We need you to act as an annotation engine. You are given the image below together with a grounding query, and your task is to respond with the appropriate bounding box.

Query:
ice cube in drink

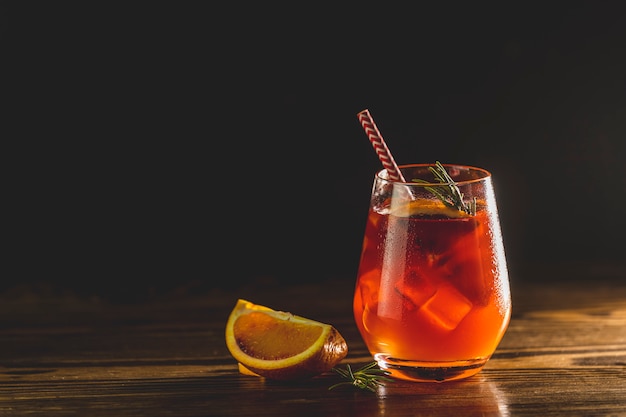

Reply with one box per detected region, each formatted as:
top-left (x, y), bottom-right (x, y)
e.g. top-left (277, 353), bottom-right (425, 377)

top-left (418, 282), bottom-right (473, 330)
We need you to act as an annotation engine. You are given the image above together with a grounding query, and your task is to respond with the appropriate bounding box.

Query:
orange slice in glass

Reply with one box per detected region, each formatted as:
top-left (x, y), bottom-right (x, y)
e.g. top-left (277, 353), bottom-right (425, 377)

top-left (225, 299), bottom-right (348, 380)
top-left (390, 198), bottom-right (469, 218)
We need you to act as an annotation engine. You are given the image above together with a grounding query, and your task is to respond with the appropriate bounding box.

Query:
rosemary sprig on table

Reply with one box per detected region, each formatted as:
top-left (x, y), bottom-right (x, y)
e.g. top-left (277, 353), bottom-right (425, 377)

top-left (412, 161), bottom-right (476, 216)
top-left (328, 361), bottom-right (393, 392)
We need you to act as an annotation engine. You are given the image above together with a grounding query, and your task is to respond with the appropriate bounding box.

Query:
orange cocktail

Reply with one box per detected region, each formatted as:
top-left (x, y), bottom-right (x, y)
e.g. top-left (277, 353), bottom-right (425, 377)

top-left (353, 164), bottom-right (511, 382)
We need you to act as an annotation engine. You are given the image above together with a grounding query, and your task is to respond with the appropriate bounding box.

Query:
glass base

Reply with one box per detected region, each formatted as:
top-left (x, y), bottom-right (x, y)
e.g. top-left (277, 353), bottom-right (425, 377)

top-left (374, 354), bottom-right (489, 382)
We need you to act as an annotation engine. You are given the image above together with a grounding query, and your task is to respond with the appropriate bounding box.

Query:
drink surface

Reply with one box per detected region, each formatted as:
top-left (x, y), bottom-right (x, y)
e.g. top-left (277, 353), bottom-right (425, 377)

top-left (353, 198), bottom-right (511, 364)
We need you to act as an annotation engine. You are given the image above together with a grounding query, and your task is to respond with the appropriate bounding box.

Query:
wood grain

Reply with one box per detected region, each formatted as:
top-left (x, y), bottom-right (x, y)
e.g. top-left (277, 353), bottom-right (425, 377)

top-left (1, 265), bottom-right (625, 416)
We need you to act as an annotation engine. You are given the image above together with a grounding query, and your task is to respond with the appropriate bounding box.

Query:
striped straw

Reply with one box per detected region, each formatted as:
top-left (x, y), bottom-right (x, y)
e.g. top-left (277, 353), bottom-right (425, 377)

top-left (357, 109), bottom-right (406, 182)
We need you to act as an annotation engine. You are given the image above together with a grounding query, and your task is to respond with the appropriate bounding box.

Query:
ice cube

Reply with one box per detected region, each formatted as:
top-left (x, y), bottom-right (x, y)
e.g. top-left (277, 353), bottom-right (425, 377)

top-left (434, 233), bottom-right (491, 306)
top-left (419, 282), bottom-right (473, 331)
top-left (362, 301), bottom-right (382, 334)
top-left (357, 269), bottom-right (381, 307)
top-left (394, 270), bottom-right (437, 310)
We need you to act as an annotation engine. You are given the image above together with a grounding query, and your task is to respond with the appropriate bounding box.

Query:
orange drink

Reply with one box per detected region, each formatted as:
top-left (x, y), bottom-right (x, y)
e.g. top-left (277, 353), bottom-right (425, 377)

top-left (353, 164), bottom-right (511, 382)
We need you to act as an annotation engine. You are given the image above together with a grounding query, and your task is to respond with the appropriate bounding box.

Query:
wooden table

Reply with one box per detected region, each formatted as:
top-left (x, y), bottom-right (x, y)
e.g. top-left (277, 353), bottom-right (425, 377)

top-left (1, 262), bottom-right (625, 416)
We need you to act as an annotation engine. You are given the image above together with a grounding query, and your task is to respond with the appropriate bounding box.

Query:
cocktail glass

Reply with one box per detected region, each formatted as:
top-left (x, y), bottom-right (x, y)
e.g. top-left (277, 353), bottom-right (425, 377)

top-left (353, 163), bottom-right (511, 382)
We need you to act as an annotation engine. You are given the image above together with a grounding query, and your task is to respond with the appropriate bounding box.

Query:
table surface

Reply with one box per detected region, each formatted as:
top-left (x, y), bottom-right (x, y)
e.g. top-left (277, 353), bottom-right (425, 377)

top-left (1, 262), bottom-right (625, 416)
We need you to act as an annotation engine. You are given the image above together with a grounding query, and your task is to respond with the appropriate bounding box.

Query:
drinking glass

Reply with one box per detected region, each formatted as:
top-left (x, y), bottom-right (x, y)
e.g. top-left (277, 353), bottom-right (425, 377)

top-left (353, 163), bottom-right (511, 382)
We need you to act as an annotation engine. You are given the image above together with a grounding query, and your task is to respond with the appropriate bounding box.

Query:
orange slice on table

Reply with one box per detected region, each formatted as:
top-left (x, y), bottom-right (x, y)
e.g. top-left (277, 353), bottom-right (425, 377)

top-left (225, 299), bottom-right (348, 380)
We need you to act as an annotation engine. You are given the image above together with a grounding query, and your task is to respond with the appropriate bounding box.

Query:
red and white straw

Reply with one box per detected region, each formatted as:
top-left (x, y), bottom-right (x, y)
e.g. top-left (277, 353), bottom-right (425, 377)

top-left (357, 109), bottom-right (405, 182)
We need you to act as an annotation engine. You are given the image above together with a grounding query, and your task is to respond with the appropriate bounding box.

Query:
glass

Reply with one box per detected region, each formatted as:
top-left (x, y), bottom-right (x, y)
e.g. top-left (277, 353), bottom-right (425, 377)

top-left (353, 164), bottom-right (512, 382)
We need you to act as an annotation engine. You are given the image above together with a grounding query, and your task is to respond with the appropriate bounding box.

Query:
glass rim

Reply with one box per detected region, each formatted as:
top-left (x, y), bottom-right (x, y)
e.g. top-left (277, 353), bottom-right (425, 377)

top-left (376, 163), bottom-right (492, 186)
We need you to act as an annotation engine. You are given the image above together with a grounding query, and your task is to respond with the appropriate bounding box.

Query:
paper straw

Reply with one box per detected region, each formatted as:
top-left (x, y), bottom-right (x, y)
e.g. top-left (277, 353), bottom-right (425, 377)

top-left (357, 109), bottom-right (406, 182)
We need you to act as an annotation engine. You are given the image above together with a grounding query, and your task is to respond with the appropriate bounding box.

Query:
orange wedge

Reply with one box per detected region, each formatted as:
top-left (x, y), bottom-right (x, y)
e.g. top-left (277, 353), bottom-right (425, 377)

top-left (225, 299), bottom-right (348, 380)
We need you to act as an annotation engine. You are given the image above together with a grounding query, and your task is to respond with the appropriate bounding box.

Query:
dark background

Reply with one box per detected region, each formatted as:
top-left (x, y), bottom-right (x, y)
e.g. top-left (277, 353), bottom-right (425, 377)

top-left (5, 3), bottom-right (626, 299)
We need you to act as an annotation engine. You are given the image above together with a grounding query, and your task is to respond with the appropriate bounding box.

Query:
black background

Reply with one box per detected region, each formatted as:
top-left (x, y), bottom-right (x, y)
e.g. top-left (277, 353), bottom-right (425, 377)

top-left (5, 3), bottom-right (626, 299)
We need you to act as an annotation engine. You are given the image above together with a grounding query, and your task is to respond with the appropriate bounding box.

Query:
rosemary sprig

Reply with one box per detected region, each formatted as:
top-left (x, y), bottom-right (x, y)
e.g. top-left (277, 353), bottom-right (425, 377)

top-left (412, 161), bottom-right (476, 215)
top-left (328, 361), bottom-right (393, 392)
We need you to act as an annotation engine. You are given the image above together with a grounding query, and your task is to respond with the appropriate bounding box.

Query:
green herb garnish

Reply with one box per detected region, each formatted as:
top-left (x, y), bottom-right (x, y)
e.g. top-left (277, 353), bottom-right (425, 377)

top-left (412, 161), bottom-right (476, 216)
top-left (328, 361), bottom-right (393, 392)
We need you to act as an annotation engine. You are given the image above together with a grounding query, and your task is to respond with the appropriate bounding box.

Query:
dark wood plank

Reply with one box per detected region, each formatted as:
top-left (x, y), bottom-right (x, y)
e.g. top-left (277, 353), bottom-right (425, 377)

top-left (1, 264), bottom-right (625, 416)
